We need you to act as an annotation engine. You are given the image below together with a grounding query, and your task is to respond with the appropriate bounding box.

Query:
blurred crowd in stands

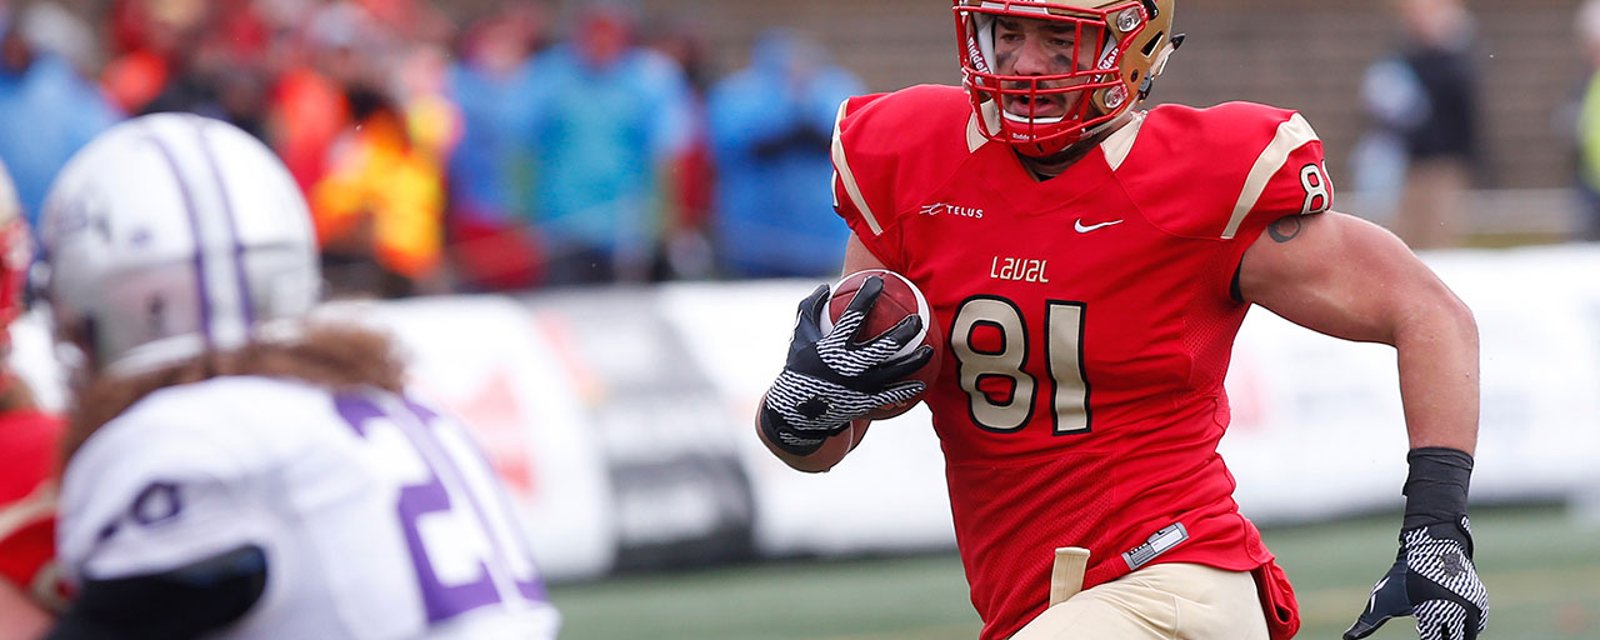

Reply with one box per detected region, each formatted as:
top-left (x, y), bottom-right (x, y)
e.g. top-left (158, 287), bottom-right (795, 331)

top-left (0, 0), bottom-right (864, 298)
top-left (13, 0), bottom-right (1600, 300)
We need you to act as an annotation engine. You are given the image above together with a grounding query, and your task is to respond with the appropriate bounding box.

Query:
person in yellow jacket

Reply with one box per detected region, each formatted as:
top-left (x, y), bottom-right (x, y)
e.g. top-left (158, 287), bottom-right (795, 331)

top-left (313, 85), bottom-right (452, 297)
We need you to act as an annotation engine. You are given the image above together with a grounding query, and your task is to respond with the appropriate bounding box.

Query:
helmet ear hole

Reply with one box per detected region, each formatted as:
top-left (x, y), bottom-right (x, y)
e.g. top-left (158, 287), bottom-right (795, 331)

top-left (1141, 31), bottom-right (1165, 56)
top-left (64, 316), bottom-right (99, 371)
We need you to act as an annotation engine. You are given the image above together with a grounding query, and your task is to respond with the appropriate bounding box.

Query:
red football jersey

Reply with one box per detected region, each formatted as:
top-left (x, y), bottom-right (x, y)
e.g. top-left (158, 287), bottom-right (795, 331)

top-left (831, 85), bottom-right (1330, 640)
top-left (0, 408), bottom-right (66, 608)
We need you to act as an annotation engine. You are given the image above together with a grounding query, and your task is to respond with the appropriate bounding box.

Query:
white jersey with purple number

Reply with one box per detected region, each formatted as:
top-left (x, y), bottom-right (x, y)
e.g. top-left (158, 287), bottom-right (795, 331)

top-left (55, 376), bottom-right (559, 640)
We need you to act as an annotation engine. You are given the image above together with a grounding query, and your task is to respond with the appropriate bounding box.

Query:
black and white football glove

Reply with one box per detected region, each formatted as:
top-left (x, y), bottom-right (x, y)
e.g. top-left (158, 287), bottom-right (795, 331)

top-left (760, 277), bottom-right (933, 456)
top-left (1346, 449), bottom-right (1488, 640)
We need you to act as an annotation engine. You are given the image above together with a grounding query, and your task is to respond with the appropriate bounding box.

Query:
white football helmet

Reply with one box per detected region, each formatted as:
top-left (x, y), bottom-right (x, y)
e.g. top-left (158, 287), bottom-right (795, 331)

top-left (37, 113), bottom-right (320, 374)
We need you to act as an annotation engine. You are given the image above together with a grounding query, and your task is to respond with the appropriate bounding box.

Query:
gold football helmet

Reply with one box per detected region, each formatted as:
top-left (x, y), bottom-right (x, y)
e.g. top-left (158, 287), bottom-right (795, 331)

top-left (954, 0), bottom-right (1180, 157)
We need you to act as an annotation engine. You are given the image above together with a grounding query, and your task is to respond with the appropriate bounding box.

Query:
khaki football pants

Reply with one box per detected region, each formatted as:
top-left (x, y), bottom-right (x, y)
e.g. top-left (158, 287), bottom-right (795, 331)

top-left (1010, 563), bottom-right (1269, 639)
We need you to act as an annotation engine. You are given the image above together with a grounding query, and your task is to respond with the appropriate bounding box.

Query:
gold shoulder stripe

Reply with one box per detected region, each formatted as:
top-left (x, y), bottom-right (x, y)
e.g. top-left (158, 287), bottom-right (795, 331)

top-left (832, 100), bottom-right (884, 236)
top-left (1221, 112), bottom-right (1319, 240)
top-left (1102, 111), bottom-right (1146, 172)
top-left (0, 480), bottom-right (56, 541)
top-left (967, 111), bottom-right (989, 153)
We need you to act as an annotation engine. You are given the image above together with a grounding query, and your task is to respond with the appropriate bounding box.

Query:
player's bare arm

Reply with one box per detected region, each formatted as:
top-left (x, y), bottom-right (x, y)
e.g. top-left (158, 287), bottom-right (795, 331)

top-left (1238, 210), bottom-right (1487, 639)
top-left (841, 232), bottom-right (888, 274)
top-left (756, 393), bottom-right (873, 473)
top-left (756, 372), bottom-right (877, 472)
top-left (1237, 211), bottom-right (1477, 454)
top-left (0, 578), bottom-right (51, 639)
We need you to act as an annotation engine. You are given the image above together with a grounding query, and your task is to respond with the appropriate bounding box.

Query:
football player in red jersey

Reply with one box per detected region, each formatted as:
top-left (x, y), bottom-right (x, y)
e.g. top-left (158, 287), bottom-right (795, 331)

top-left (755, 2), bottom-right (1487, 639)
top-left (0, 160), bottom-right (67, 638)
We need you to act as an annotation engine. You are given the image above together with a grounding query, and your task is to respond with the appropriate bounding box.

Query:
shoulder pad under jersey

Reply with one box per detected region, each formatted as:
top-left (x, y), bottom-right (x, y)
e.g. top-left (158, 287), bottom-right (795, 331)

top-left (1115, 101), bottom-right (1333, 242)
top-left (831, 85), bottom-right (983, 248)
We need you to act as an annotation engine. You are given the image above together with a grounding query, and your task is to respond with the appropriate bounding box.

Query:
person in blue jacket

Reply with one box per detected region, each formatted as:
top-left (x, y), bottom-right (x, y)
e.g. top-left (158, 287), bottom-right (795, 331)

top-left (708, 28), bottom-right (864, 279)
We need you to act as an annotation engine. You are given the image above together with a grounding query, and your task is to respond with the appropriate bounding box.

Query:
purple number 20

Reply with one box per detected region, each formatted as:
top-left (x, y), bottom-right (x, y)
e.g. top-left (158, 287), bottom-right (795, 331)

top-left (336, 394), bottom-right (545, 624)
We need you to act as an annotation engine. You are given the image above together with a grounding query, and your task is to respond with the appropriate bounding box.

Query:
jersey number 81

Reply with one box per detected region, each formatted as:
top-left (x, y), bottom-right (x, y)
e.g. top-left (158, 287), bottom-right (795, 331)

top-left (950, 296), bottom-right (1091, 435)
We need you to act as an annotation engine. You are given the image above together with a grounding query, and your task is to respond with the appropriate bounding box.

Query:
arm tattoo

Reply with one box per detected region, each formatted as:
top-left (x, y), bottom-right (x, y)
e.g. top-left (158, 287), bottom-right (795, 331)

top-left (1267, 216), bottom-right (1303, 244)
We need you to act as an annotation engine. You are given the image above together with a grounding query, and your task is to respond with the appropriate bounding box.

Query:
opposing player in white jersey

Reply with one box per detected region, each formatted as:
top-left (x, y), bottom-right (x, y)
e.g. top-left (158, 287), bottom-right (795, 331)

top-left (35, 113), bottom-right (560, 639)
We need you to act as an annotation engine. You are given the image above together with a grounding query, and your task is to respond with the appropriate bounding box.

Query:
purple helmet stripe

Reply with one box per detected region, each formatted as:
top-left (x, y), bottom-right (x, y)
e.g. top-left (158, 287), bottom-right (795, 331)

top-left (142, 125), bottom-right (215, 350)
top-left (190, 117), bottom-right (256, 328)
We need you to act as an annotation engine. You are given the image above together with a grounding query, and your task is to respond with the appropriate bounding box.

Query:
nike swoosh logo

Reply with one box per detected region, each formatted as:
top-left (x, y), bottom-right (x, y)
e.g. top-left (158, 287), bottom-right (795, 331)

top-left (1074, 219), bottom-right (1124, 233)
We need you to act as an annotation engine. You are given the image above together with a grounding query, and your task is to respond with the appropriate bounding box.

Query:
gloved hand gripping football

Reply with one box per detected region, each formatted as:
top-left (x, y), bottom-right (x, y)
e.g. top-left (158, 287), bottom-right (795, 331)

top-left (760, 276), bottom-right (934, 455)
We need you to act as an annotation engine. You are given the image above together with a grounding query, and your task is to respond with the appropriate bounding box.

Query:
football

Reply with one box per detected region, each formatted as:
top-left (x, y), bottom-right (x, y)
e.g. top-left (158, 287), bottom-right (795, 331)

top-left (822, 269), bottom-right (942, 420)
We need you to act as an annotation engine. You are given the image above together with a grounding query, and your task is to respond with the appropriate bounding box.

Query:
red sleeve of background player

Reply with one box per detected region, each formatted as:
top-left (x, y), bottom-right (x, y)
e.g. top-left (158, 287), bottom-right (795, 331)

top-left (0, 411), bottom-right (65, 604)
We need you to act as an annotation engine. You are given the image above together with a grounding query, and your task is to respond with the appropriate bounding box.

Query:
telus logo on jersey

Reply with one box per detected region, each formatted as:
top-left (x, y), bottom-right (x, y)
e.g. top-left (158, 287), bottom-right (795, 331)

top-left (920, 202), bottom-right (984, 219)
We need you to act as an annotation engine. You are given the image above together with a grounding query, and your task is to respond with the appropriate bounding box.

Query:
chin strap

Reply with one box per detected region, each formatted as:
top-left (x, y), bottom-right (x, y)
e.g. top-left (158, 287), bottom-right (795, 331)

top-left (1020, 110), bottom-right (1138, 169)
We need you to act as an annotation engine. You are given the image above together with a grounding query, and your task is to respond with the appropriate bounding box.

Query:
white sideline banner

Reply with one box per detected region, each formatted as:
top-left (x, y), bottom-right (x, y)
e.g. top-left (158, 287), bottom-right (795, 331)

top-left (10, 244), bottom-right (1600, 577)
top-left (352, 297), bottom-right (620, 582)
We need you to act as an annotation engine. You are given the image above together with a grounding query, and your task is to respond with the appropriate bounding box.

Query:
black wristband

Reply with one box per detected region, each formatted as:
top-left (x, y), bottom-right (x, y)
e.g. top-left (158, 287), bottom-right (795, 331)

top-left (760, 403), bottom-right (827, 457)
top-left (1402, 447), bottom-right (1474, 530)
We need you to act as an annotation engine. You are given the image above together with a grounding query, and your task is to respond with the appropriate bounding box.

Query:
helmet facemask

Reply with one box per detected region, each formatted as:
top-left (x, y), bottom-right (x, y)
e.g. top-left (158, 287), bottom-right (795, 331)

top-left (955, 0), bottom-right (1177, 158)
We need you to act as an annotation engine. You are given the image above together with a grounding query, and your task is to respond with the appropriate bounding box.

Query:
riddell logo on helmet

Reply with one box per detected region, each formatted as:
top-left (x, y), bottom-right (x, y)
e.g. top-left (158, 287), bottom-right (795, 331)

top-left (1097, 49), bottom-right (1118, 71)
top-left (965, 34), bottom-right (989, 74)
top-left (920, 202), bottom-right (984, 219)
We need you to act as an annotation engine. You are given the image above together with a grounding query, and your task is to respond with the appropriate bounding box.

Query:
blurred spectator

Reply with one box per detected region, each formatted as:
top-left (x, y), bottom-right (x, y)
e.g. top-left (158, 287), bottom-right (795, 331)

top-left (266, 0), bottom-right (391, 196)
top-left (1571, 0), bottom-right (1600, 241)
top-left (137, 2), bottom-right (273, 140)
top-left (356, 0), bottom-right (453, 45)
top-left (0, 11), bottom-right (118, 226)
top-left (645, 16), bottom-right (717, 281)
top-left (14, 2), bottom-right (99, 77)
top-left (518, 1), bottom-right (694, 286)
top-left (707, 29), bottom-right (863, 278)
top-left (1358, 0), bottom-right (1482, 249)
top-left (101, 0), bottom-right (201, 115)
top-left (312, 86), bottom-right (447, 298)
top-left (1347, 59), bottom-right (1414, 224)
top-left (398, 43), bottom-right (459, 165)
top-left (445, 3), bottom-right (547, 291)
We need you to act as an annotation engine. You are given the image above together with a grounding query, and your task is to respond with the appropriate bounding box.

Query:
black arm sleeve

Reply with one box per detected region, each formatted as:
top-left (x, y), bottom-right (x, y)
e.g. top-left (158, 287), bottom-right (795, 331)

top-left (46, 545), bottom-right (268, 640)
top-left (1402, 447), bottom-right (1474, 530)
